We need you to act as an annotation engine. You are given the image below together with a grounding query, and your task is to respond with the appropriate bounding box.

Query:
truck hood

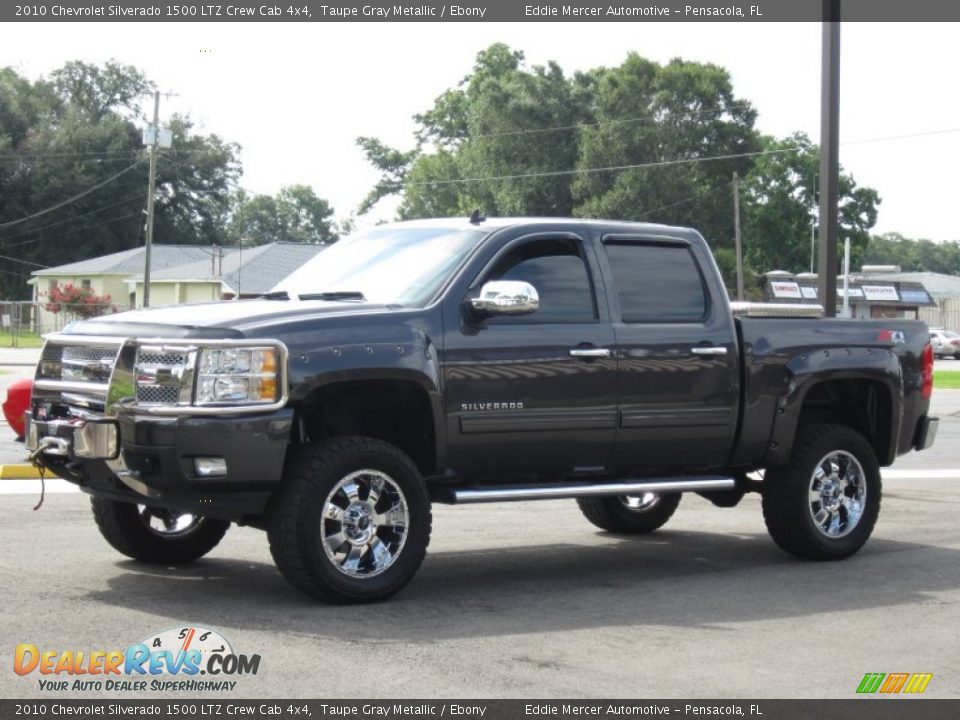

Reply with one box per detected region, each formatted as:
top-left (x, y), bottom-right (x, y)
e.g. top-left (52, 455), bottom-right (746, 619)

top-left (63, 299), bottom-right (401, 339)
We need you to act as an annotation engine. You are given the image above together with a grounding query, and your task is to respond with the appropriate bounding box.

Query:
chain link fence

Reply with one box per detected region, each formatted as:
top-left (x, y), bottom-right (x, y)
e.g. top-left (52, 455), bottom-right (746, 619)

top-left (0, 301), bottom-right (131, 347)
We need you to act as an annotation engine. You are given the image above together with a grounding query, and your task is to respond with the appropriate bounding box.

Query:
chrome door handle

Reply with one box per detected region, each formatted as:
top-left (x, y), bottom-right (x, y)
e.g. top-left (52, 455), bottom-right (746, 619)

top-left (569, 348), bottom-right (612, 358)
top-left (691, 346), bottom-right (728, 356)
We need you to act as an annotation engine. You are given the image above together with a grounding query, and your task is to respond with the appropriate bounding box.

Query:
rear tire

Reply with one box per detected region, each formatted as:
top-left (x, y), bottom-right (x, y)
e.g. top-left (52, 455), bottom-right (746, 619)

top-left (268, 437), bottom-right (432, 604)
top-left (91, 497), bottom-right (229, 564)
top-left (577, 492), bottom-right (681, 534)
top-left (762, 423), bottom-right (881, 560)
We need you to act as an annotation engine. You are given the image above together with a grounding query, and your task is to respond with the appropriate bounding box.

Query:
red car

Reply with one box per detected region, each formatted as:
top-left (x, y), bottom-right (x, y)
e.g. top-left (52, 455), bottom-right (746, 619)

top-left (2, 377), bottom-right (32, 440)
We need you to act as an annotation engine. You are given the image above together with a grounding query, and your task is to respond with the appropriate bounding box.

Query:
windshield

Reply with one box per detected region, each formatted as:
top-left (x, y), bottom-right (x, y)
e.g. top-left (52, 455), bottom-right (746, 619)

top-left (273, 226), bottom-right (489, 306)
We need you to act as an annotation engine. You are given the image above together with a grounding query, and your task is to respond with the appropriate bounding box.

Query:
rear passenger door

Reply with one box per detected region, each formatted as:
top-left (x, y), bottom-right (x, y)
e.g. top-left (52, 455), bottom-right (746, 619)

top-left (597, 234), bottom-right (739, 470)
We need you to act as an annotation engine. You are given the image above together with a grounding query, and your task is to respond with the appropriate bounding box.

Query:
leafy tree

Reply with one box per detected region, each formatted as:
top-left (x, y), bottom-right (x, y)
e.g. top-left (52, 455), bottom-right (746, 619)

top-left (0, 62), bottom-right (242, 298)
top-left (359, 43), bottom-right (590, 219)
top-left (358, 44), bottom-right (759, 249)
top-left (742, 133), bottom-right (880, 274)
top-left (230, 185), bottom-right (337, 246)
top-left (863, 232), bottom-right (960, 274)
top-left (572, 55), bottom-right (760, 246)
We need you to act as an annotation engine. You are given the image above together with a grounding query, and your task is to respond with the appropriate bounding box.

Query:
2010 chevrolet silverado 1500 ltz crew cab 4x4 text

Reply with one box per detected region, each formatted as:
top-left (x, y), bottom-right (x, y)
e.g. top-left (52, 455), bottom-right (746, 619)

top-left (26, 217), bottom-right (939, 603)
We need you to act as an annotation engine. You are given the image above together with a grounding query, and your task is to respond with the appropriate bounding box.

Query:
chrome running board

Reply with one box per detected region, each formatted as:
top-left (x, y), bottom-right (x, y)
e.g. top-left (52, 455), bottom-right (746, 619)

top-left (433, 476), bottom-right (736, 505)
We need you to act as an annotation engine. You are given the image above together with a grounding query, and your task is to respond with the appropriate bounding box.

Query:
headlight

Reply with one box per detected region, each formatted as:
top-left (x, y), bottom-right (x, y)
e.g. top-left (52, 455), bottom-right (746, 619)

top-left (195, 347), bottom-right (279, 405)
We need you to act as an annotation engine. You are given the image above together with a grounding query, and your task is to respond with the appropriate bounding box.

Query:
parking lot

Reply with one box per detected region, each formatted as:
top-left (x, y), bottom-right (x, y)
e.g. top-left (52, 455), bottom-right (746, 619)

top-left (2, 349), bottom-right (959, 699)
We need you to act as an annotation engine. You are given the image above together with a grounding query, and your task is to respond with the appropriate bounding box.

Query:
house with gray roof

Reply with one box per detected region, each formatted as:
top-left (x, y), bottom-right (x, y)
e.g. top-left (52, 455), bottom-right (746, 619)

top-left (28, 242), bottom-right (327, 332)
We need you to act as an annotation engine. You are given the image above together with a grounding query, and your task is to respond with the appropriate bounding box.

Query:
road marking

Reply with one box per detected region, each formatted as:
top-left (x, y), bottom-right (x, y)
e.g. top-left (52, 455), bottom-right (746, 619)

top-left (882, 468), bottom-right (960, 479)
top-left (0, 479), bottom-right (80, 494)
top-left (0, 470), bottom-right (957, 495)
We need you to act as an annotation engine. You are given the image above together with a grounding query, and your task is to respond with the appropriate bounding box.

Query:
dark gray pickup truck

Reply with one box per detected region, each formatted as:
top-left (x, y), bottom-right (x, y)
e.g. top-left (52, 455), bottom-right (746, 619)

top-left (26, 217), bottom-right (938, 603)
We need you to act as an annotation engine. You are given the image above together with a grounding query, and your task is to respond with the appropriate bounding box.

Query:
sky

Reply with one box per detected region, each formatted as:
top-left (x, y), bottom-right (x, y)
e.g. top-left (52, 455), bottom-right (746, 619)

top-left (3, 21), bottom-right (960, 241)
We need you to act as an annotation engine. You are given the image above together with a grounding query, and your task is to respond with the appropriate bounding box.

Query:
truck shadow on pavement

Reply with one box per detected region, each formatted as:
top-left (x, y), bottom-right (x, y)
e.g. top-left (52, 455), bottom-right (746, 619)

top-left (87, 530), bottom-right (960, 641)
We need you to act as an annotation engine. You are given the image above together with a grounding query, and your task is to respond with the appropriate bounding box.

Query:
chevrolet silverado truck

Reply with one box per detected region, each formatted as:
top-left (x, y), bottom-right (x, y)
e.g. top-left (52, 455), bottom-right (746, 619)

top-left (25, 217), bottom-right (939, 603)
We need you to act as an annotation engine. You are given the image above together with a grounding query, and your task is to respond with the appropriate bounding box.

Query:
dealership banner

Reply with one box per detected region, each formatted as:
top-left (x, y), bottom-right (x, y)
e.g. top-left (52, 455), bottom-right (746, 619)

top-left (2, 700), bottom-right (960, 720)
top-left (5, 0), bottom-right (960, 22)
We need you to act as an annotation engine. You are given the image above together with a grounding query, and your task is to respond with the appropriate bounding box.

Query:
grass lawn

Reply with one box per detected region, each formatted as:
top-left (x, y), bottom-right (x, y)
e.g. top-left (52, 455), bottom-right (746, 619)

top-left (935, 371), bottom-right (960, 390)
top-left (0, 330), bottom-right (44, 348)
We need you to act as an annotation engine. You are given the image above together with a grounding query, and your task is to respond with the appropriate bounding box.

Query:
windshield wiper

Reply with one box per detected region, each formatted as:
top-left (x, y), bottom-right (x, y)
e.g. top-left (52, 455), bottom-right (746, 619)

top-left (299, 291), bottom-right (367, 302)
top-left (259, 291), bottom-right (289, 300)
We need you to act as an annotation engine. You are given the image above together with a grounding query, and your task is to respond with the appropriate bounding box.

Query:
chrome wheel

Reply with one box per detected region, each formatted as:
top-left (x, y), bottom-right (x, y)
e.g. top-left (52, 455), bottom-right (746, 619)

top-left (321, 469), bottom-right (409, 578)
top-left (137, 505), bottom-right (201, 537)
top-left (807, 450), bottom-right (866, 539)
top-left (618, 492), bottom-right (662, 513)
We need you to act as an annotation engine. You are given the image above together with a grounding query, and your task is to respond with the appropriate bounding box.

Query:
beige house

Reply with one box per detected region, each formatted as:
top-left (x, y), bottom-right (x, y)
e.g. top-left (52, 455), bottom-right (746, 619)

top-left (29, 243), bottom-right (326, 333)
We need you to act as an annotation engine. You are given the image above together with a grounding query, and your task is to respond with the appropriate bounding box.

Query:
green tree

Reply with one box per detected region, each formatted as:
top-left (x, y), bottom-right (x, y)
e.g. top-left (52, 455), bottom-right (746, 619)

top-left (742, 133), bottom-right (880, 275)
top-left (0, 62), bottom-right (242, 298)
top-left (572, 55), bottom-right (760, 247)
top-left (358, 45), bottom-right (759, 246)
top-left (359, 43), bottom-right (589, 219)
top-left (864, 232), bottom-right (960, 274)
top-left (230, 185), bottom-right (337, 246)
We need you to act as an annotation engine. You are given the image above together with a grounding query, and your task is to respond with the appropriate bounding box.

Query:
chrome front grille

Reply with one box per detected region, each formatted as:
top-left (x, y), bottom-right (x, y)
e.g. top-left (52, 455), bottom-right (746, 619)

top-left (136, 351), bottom-right (188, 367)
top-left (134, 346), bottom-right (193, 406)
top-left (33, 334), bottom-right (289, 417)
top-left (135, 384), bottom-right (181, 404)
top-left (36, 340), bottom-right (122, 411)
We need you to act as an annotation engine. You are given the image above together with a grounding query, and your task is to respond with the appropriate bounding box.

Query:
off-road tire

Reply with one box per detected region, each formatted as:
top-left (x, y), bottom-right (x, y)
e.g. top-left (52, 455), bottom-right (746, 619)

top-left (268, 437), bottom-right (432, 604)
top-left (762, 423), bottom-right (881, 560)
top-left (577, 493), bottom-right (681, 534)
top-left (91, 496), bottom-right (229, 564)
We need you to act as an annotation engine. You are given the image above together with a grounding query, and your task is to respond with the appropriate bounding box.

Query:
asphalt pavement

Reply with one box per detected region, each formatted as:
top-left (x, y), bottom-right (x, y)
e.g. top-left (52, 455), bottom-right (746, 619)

top-left (1, 345), bottom-right (960, 700)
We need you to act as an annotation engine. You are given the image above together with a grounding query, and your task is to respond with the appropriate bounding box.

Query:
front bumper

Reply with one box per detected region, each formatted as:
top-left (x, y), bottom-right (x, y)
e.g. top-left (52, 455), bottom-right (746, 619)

top-left (25, 409), bottom-right (294, 520)
top-left (26, 413), bottom-right (119, 460)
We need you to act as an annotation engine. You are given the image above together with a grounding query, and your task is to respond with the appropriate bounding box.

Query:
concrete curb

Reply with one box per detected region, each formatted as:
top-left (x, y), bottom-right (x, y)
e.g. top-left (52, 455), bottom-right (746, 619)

top-left (0, 464), bottom-right (43, 479)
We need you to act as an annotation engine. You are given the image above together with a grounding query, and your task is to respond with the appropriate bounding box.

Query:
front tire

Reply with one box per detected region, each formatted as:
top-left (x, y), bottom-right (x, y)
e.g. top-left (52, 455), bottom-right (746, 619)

top-left (577, 492), bottom-right (681, 534)
top-left (268, 437), bottom-right (432, 603)
top-left (91, 497), bottom-right (229, 564)
top-left (762, 424), bottom-right (881, 560)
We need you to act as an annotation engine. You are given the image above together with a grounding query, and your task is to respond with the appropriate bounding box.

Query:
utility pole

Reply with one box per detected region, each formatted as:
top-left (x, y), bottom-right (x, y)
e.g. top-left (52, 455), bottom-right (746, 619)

top-left (143, 91), bottom-right (160, 308)
top-left (817, 0), bottom-right (841, 317)
top-left (733, 172), bottom-right (744, 301)
top-left (809, 173), bottom-right (817, 274)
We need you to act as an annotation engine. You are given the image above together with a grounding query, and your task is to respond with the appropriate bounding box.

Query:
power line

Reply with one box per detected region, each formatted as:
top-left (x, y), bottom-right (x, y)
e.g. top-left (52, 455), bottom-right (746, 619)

top-left (411, 102), bottom-right (758, 145)
top-left (393, 127), bottom-right (960, 189)
top-left (397, 146), bottom-right (790, 188)
top-left (0, 153), bottom-right (141, 167)
top-left (462, 101), bottom-right (757, 141)
top-left (636, 181), bottom-right (734, 220)
top-left (0, 193), bottom-right (145, 246)
top-left (0, 253), bottom-right (49, 268)
top-left (0, 161), bottom-right (143, 230)
top-left (1, 209), bottom-right (145, 250)
top-left (0, 148), bottom-right (142, 160)
top-left (840, 127), bottom-right (960, 146)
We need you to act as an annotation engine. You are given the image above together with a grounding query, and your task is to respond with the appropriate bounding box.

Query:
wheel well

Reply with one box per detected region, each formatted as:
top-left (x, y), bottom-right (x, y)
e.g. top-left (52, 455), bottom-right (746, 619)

top-left (797, 379), bottom-right (893, 463)
top-left (293, 380), bottom-right (436, 475)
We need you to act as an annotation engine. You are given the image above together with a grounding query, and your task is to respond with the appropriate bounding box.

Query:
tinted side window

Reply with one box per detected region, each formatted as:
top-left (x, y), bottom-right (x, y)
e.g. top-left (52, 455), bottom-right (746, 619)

top-left (487, 239), bottom-right (597, 324)
top-left (604, 242), bottom-right (707, 323)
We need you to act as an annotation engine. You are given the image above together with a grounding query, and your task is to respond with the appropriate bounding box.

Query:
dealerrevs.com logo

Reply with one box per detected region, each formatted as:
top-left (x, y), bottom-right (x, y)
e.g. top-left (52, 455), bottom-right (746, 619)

top-left (14, 626), bottom-right (261, 693)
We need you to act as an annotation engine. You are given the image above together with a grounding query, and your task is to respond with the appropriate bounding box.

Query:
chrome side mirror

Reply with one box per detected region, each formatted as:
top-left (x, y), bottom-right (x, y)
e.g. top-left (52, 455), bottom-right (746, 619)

top-left (470, 280), bottom-right (540, 316)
